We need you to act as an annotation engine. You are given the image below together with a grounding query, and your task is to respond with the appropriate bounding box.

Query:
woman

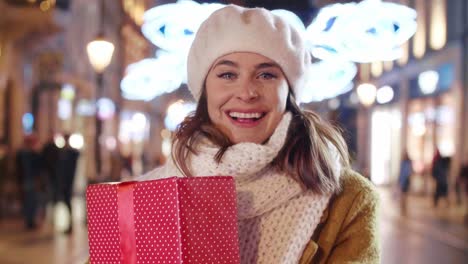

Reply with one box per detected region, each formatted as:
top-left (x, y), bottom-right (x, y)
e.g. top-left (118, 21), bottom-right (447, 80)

top-left (141, 5), bottom-right (380, 264)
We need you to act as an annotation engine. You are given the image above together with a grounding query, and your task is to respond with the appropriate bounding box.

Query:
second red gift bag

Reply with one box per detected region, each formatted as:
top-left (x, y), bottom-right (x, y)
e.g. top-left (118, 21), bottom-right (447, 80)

top-left (86, 176), bottom-right (240, 264)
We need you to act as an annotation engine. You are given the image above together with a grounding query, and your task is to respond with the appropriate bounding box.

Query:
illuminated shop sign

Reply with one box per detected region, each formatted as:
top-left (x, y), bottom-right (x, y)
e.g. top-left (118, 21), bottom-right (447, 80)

top-left (96, 98), bottom-right (116, 120)
top-left (22, 113), bottom-right (34, 134)
top-left (76, 99), bottom-right (96, 116)
top-left (409, 63), bottom-right (454, 98)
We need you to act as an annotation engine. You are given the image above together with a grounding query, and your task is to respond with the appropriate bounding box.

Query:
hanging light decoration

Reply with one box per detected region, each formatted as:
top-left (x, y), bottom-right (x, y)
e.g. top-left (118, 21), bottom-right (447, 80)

top-left (123, 0), bottom-right (416, 102)
top-left (127, 0), bottom-right (312, 101)
top-left (120, 53), bottom-right (184, 101)
top-left (305, 0), bottom-right (417, 63)
top-left (300, 59), bottom-right (357, 103)
top-left (142, 0), bottom-right (225, 52)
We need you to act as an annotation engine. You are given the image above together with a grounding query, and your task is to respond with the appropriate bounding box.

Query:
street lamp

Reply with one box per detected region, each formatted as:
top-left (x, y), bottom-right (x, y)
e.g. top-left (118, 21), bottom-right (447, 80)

top-left (87, 36), bottom-right (115, 74)
top-left (86, 1), bottom-right (115, 179)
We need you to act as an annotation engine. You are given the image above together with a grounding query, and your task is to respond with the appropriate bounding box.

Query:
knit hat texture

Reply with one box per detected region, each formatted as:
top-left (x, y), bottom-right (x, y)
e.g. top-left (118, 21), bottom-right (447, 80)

top-left (187, 5), bottom-right (311, 101)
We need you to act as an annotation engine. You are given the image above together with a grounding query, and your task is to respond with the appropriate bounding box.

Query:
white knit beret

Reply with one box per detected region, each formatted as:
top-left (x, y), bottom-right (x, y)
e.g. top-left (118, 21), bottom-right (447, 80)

top-left (187, 5), bottom-right (311, 101)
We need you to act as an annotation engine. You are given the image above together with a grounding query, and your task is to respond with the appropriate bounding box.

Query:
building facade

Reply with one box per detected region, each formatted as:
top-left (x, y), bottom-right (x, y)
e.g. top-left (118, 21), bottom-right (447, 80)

top-left (353, 0), bottom-right (467, 196)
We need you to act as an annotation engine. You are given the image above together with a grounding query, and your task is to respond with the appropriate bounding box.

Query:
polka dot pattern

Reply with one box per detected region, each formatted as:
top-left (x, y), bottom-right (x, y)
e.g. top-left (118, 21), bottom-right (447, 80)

top-left (86, 184), bottom-right (121, 264)
top-left (134, 178), bottom-right (181, 263)
top-left (86, 176), bottom-right (240, 263)
top-left (178, 177), bottom-right (240, 263)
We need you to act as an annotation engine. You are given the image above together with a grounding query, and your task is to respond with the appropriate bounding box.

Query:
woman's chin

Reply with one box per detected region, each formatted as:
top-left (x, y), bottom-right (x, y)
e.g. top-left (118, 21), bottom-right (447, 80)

top-left (229, 134), bottom-right (268, 145)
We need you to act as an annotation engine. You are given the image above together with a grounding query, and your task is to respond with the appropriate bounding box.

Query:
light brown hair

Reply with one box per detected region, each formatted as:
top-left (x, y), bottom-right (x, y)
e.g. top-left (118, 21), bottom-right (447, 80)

top-left (172, 90), bottom-right (350, 195)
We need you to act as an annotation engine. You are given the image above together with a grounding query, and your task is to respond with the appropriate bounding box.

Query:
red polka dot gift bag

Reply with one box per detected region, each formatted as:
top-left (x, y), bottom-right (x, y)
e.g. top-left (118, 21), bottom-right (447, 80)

top-left (86, 176), bottom-right (240, 264)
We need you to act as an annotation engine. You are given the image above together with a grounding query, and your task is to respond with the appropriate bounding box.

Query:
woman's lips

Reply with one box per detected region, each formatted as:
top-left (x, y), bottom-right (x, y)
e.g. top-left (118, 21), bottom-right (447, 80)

top-left (226, 111), bottom-right (266, 128)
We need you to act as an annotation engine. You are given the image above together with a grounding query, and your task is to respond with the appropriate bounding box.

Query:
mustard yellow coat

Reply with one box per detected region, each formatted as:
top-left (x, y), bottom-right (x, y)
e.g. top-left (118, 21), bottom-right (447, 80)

top-left (299, 169), bottom-right (381, 264)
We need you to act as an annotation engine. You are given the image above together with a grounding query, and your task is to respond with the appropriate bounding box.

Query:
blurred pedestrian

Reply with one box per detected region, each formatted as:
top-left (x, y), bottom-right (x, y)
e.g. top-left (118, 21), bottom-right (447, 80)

top-left (431, 150), bottom-right (451, 207)
top-left (109, 150), bottom-right (123, 182)
top-left (0, 144), bottom-right (8, 218)
top-left (41, 136), bottom-right (60, 209)
top-left (458, 163), bottom-right (468, 224)
top-left (461, 163), bottom-right (468, 191)
top-left (398, 152), bottom-right (412, 215)
top-left (455, 162), bottom-right (468, 206)
top-left (56, 134), bottom-right (80, 234)
top-left (15, 134), bottom-right (42, 230)
top-left (121, 152), bottom-right (133, 179)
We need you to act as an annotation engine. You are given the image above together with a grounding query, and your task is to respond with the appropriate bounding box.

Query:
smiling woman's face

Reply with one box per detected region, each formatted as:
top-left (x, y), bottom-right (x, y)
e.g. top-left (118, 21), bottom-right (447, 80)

top-left (204, 52), bottom-right (289, 144)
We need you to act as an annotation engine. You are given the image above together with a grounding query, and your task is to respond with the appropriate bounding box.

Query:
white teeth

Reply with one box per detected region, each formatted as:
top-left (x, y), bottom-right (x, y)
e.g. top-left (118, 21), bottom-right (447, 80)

top-left (229, 112), bottom-right (263, 119)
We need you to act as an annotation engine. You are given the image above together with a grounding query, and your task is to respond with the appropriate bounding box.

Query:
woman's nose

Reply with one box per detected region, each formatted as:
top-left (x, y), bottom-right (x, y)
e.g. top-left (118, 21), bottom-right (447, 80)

top-left (236, 80), bottom-right (259, 101)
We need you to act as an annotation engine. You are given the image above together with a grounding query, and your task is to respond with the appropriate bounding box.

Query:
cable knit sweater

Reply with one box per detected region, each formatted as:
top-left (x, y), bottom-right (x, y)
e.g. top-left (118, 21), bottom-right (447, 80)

top-left (139, 113), bottom-right (342, 264)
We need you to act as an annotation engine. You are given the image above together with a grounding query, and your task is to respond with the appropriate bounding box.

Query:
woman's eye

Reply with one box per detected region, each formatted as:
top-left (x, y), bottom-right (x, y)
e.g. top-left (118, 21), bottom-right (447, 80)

top-left (217, 72), bottom-right (236, 80)
top-left (258, 72), bottom-right (277, 80)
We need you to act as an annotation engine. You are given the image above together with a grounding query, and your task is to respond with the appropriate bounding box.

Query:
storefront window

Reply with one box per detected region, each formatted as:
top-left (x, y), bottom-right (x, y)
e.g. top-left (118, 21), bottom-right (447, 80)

top-left (371, 107), bottom-right (402, 185)
top-left (118, 111), bottom-right (150, 178)
top-left (406, 92), bottom-right (455, 192)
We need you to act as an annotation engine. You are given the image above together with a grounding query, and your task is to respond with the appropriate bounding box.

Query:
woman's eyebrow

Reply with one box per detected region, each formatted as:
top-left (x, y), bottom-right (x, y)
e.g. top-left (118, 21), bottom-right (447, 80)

top-left (256, 62), bottom-right (281, 70)
top-left (212, 60), bottom-right (280, 70)
top-left (213, 60), bottom-right (238, 68)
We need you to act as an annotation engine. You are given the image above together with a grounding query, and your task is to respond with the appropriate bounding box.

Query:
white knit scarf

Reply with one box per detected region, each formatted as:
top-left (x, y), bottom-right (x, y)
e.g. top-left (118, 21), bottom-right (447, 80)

top-left (140, 112), bottom-right (340, 264)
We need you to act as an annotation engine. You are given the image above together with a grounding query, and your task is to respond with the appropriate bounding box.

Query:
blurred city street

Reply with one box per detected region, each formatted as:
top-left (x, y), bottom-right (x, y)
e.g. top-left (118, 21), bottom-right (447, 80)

top-left (0, 186), bottom-right (467, 264)
top-left (378, 188), bottom-right (468, 264)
